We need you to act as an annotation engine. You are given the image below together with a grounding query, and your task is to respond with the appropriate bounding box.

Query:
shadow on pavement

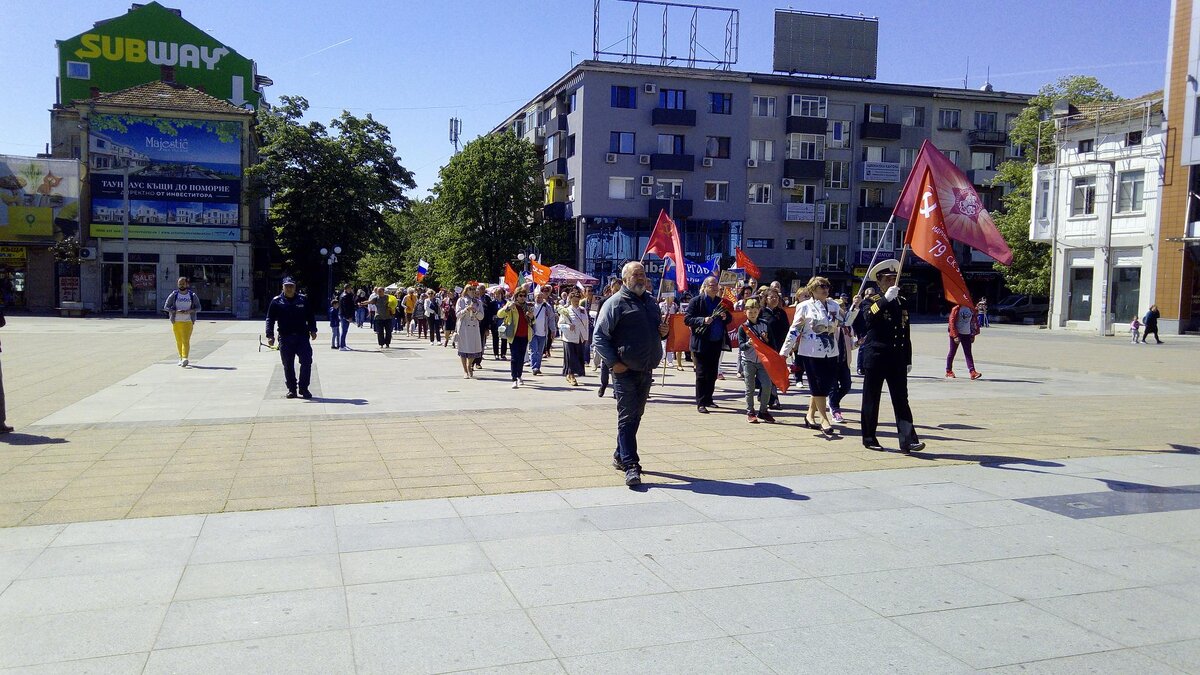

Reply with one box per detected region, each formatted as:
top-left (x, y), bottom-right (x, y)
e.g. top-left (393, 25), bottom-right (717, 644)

top-left (637, 470), bottom-right (810, 501)
top-left (0, 432), bottom-right (68, 445)
top-left (307, 397), bottom-right (368, 405)
top-left (186, 365), bottom-right (237, 371)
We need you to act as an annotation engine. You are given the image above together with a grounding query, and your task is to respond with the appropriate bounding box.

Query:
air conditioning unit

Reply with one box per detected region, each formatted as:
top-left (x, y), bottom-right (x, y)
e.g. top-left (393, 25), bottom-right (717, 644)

top-left (604, 153), bottom-right (617, 164)
top-left (701, 157), bottom-right (714, 167)
top-left (644, 83), bottom-right (657, 94)
top-left (638, 154), bottom-right (651, 165)
top-left (640, 185), bottom-right (654, 196)
top-left (640, 175), bottom-right (655, 186)
top-left (746, 158), bottom-right (758, 168)
top-left (781, 178), bottom-right (796, 189)
top-left (78, 247), bottom-right (98, 261)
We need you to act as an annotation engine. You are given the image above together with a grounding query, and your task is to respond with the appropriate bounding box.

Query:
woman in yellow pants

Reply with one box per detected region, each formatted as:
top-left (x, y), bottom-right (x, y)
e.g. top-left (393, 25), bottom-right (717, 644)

top-left (164, 277), bottom-right (200, 366)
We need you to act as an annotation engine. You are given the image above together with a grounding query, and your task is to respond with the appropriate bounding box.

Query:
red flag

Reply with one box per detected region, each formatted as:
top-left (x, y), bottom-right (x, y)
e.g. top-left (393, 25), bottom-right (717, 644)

top-left (741, 322), bottom-right (790, 394)
top-left (905, 168), bottom-right (975, 308)
top-left (642, 210), bottom-right (687, 292)
top-left (530, 259), bottom-right (551, 286)
top-left (503, 263), bottom-right (519, 293)
top-left (893, 140), bottom-right (1013, 266)
top-left (735, 248), bottom-right (762, 280)
top-left (719, 295), bottom-right (736, 316)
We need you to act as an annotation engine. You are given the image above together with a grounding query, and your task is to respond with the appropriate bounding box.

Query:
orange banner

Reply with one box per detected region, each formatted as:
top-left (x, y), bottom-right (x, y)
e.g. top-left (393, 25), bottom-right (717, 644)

top-left (664, 306), bottom-right (794, 353)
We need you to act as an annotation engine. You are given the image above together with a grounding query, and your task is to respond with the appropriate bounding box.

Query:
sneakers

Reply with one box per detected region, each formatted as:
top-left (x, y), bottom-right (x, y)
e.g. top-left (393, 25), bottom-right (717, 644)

top-left (758, 410), bottom-right (776, 424)
top-left (511, 380), bottom-right (520, 389)
top-left (716, 373), bottom-right (725, 380)
top-left (518, 378), bottom-right (525, 387)
top-left (946, 370), bottom-right (956, 378)
top-left (969, 370), bottom-right (982, 380)
top-left (624, 465), bottom-right (642, 487)
top-left (285, 391), bottom-right (298, 399)
top-left (612, 453), bottom-right (626, 471)
top-left (747, 412), bottom-right (759, 424)
top-left (832, 411), bottom-right (845, 423)
top-left (181, 358), bottom-right (188, 367)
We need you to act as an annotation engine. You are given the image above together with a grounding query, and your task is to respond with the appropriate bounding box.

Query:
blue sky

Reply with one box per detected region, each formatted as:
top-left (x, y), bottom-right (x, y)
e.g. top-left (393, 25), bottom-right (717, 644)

top-left (1, 0), bottom-right (1170, 198)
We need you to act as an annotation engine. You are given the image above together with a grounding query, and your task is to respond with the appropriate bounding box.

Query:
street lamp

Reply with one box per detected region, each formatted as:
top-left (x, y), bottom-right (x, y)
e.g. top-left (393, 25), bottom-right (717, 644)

top-left (319, 246), bottom-right (341, 299)
top-left (516, 250), bottom-right (538, 278)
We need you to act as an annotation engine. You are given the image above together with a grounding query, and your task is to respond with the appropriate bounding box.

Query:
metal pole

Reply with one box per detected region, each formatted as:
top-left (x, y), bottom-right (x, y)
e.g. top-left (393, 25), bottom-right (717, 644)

top-left (122, 161), bottom-right (130, 317)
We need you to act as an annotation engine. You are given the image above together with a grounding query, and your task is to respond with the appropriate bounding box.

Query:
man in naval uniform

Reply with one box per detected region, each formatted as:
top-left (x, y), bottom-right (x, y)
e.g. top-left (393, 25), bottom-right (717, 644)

top-left (849, 259), bottom-right (925, 453)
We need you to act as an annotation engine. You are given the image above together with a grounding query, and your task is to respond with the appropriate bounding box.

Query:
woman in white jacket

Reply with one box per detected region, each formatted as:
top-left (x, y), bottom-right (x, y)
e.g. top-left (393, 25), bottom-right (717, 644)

top-left (558, 288), bottom-right (590, 386)
top-left (780, 276), bottom-right (842, 438)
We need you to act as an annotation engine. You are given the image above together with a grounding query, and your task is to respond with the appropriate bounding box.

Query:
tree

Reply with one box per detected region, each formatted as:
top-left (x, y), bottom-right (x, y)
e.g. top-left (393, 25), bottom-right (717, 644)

top-left (992, 76), bottom-right (1120, 295)
top-left (431, 133), bottom-right (543, 283)
top-left (246, 96), bottom-right (415, 293)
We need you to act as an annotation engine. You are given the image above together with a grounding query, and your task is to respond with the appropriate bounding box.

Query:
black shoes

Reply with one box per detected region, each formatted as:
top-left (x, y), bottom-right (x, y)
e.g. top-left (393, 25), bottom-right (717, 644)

top-left (299, 390), bottom-right (313, 399)
top-left (285, 391), bottom-right (298, 399)
top-left (758, 411), bottom-right (776, 424)
top-left (697, 405), bottom-right (709, 414)
top-left (597, 384), bottom-right (607, 398)
top-left (612, 453), bottom-right (626, 471)
top-left (862, 438), bottom-right (884, 450)
top-left (902, 442), bottom-right (926, 454)
top-left (0, 425), bottom-right (13, 434)
top-left (624, 465), bottom-right (642, 487)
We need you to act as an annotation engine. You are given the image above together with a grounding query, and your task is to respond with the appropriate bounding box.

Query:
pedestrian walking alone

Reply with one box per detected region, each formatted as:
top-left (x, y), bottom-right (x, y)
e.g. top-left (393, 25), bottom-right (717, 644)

top-left (1141, 305), bottom-right (1163, 343)
top-left (946, 302), bottom-right (982, 379)
top-left (164, 277), bottom-right (200, 367)
top-left (265, 277), bottom-right (318, 399)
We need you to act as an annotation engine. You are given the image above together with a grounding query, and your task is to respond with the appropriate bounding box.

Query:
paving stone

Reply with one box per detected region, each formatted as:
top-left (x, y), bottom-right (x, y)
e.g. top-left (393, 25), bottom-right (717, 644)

top-left (340, 542), bottom-right (492, 585)
top-left (174, 554), bottom-right (342, 600)
top-left (20, 537), bottom-right (195, 579)
top-left (639, 546), bottom-right (805, 592)
top-left (560, 637), bottom-right (773, 674)
top-left (526, 593), bottom-right (725, 658)
top-left (345, 571), bottom-right (518, 626)
top-left (154, 587), bottom-right (348, 649)
top-left (0, 567), bottom-right (182, 617)
top-left (821, 566), bottom-right (1016, 616)
top-left (501, 558), bottom-right (671, 607)
top-left (1030, 587), bottom-right (1200, 647)
top-left (0, 604), bottom-right (168, 669)
top-left (681, 578), bottom-right (877, 634)
top-left (142, 630), bottom-right (355, 675)
top-left (352, 610), bottom-right (554, 674)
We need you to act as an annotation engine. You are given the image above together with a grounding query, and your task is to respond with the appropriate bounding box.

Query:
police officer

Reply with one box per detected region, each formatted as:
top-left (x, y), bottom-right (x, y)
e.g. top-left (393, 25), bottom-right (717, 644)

top-left (850, 259), bottom-right (925, 453)
top-left (265, 277), bottom-right (319, 399)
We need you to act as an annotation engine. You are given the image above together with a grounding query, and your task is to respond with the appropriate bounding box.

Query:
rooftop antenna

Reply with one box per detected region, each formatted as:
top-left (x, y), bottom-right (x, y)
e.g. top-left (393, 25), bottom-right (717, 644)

top-left (980, 66), bottom-right (993, 92)
top-left (449, 117), bottom-right (462, 153)
top-left (963, 56), bottom-right (969, 89)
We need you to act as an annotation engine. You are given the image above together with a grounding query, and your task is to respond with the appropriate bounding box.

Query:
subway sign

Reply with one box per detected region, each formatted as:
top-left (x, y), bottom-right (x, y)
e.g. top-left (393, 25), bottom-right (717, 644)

top-left (57, 1), bottom-right (264, 109)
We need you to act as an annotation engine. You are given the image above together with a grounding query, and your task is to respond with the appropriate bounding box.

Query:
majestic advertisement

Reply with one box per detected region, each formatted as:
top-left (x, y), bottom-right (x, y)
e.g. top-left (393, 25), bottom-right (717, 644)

top-left (88, 114), bottom-right (242, 241)
top-left (0, 155), bottom-right (81, 242)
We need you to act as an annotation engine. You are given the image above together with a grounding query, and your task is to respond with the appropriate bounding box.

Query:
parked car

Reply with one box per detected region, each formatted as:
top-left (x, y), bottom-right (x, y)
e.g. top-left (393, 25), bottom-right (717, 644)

top-left (994, 294), bottom-right (1049, 323)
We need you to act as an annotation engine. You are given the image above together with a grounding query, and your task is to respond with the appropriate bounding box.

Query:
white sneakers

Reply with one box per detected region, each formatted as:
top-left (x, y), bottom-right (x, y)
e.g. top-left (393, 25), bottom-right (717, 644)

top-left (511, 380), bottom-right (520, 389)
top-left (177, 358), bottom-right (188, 367)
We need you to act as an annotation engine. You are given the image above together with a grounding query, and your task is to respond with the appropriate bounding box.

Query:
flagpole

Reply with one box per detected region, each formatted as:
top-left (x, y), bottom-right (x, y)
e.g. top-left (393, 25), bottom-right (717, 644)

top-left (857, 215), bottom-right (896, 297)
top-left (894, 244), bottom-right (911, 284)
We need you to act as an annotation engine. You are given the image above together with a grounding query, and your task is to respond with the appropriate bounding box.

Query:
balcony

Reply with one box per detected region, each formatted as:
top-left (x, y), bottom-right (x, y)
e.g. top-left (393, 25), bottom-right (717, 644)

top-left (859, 161), bottom-right (902, 183)
top-left (857, 205), bottom-right (893, 221)
top-left (785, 115), bottom-right (826, 135)
top-left (543, 157), bottom-right (567, 179)
top-left (555, 115), bottom-right (568, 132)
top-left (967, 130), bottom-right (1008, 146)
top-left (784, 158), bottom-right (824, 180)
top-left (648, 198), bottom-right (693, 220)
top-left (649, 153), bottom-right (695, 172)
top-left (651, 108), bottom-right (697, 126)
top-left (967, 168), bottom-right (997, 186)
top-left (782, 203), bottom-right (827, 223)
top-left (542, 202), bottom-right (570, 221)
top-left (859, 121), bottom-right (902, 140)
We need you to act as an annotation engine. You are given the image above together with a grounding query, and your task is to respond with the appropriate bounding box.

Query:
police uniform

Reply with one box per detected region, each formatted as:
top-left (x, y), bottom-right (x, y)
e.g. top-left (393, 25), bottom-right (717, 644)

top-left (265, 280), bottom-right (318, 398)
top-left (851, 261), bottom-right (923, 452)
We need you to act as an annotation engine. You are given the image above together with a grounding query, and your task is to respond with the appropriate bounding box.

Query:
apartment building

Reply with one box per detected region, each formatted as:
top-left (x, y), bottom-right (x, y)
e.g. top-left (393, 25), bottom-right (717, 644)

top-left (1030, 93), bottom-right (1165, 333)
top-left (494, 60), bottom-right (1029, 308)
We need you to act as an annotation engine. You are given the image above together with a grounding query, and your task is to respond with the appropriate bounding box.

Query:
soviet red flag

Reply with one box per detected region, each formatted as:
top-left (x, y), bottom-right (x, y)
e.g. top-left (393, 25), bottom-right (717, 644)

top-left (735, 247), bottom-right (762, 281)
top-left (905, 168), bottom-right (974, 308)
top-left (642, 210), bottom-right (687, 292)
top-left (741, 321), bottom-right (790, 394)
top-left (530, 259), bottom-right (551, 287)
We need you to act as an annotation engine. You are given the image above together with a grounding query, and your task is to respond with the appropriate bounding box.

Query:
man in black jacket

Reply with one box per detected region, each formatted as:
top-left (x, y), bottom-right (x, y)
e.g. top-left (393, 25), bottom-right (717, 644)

top-left (850, 260), bottom-right (924, 453)
top-left (266, 277), bottom-right (319, 399)
top-left (684, 276), bottom-right (731, 414)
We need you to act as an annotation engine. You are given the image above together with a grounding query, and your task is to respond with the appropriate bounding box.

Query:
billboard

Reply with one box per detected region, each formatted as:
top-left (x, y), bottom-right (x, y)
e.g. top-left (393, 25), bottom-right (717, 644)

top-left (88, 114), bottom-right (242, 241)
top-left (57, 1), bottom-right (262, 109)
top-left (0, 156), bottom-right (81, 242)
top-left (773, 10), bottom-right (878, 80)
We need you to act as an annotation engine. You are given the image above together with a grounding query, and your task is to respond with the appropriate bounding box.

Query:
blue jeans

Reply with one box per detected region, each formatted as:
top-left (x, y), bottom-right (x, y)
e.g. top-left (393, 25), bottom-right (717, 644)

top-left (743, 359), bottom-right (774, 415)
top-left (529, 333), bottom-right (547, 371)
top-left (829, 356), bottom-right (853, 412)
top-left (340, 319), bottom-right (350, 347)
top-left (330, 322), bottom-right (340, 348)
top-left (613, 369), bottom-right (653, 469)
top-left (509, 336), bottom-right (528, 381)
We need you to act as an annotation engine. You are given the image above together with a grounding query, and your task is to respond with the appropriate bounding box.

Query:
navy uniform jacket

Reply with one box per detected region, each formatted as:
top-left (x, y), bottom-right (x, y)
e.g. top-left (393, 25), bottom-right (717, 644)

top-left (265, 293), bottom-right (318, 339)
top-left (851, 290), bottom-right (912, 371)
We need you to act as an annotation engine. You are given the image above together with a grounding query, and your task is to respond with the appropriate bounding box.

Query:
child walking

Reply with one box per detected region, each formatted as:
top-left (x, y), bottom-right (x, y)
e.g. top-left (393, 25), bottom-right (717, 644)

top-left (1129, 315), bottom-right (1141, 343)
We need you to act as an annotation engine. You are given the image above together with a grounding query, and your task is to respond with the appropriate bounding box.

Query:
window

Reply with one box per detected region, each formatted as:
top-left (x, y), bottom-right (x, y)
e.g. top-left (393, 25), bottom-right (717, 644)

top-left (750, 139), bottom-right (774, 162)
top-left (704, 181), bottom-right (729, 202)
top-left (827, 120), bottom-right (852, 148)
top-left (792, 184), bottom-right (817, 203)
top-left (860, 222), bottom-right (894, 251)
top-left (708, 92), bottom-right (732, 114)
top-left (748, 183), bottom-right (772, 204)
top-left (66, 61), bottom-right (90, 79)
top-left (942, 149), bottom-right (960, 166)
top-left (859, 187), bottom-right (885, 207)
top-left (1071, 176), bottom-right (1096, 216)
top-left (543, 135), bottom-right (557, 164)
top-left (826, 160), bottom-right (850, 189)
top-left (786, 239), bottom-right (796, 250)
top-left (568, 179), bottom-right (576, 202)
top-left (1126, 131), bottom-right (1143, 146)
top-left (1077, 138), bottom-right (1094, 153)
top-left (970, 151), bottom-right (994, 171)
top-left (608, 177), bottom-right (634, 200)
top-left (704, 136), bottom-right (731, 159)
top-left (513, 119), bottom-right (526, 137)
top-left (1037, 180), bottom-right (1051, 220)
top-left (609, 131), bottom-right (635, 154)
top-left (974, 111), bottom-right (997, 131)
top-left (568, 91), bottom-right (577, 113)
top-left (657, 179), bottom-right (683, 198)
top-left (565, 134), bottom-right (576, 158)
top-left (611, 86), bottom-right (637, 108)
top-left (787, 133), bottom-right (824, 160)
top-left (821, 244), bottom-right (848, 270)
top-left (745, 238), bottom-right (774, 249)
top-left (865, 103), bottom-right (888, 123)
top-left (900, 147), bottom-right (917, 171)
top-left (825, 203), bottom-right (848, 230)
top-left (657, 134), bottom-right (684, 155)
top-left (752, 95), bottom-right (776, 117)
top-left (790, 94), bottom-right (827, 118)
top-left (659, 89), bottom-right (686, 110)
top-left (862, 145), bottom-right (885, 162)
top-left (901, 106), bottom-right (925, 127)
top-left (938, 108), bottom-right (961, 129)
top-left (1117, 170), bottom-right (1145, 213)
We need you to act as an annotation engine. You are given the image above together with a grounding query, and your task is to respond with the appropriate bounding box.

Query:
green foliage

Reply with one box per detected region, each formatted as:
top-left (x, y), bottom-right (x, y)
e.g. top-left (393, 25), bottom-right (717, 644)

top-left (246, 96), bottom-right (415, 293)
top-left (992, 76), bottom-right (1122, 295)
top-left (91, 114), bottom-right (241, 144)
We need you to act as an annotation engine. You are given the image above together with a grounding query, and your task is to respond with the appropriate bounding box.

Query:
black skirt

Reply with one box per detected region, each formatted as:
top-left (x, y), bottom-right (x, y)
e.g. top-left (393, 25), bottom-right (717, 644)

top-left (800, 355), bottom-right (838, 396)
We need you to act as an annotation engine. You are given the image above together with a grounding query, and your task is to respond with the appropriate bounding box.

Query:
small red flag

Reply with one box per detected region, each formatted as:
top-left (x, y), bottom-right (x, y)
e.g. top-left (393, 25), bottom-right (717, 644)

top-left (741, 322), bottom-right (790, 394)
top-left (642, 210), bottom-right (688, 292)
top-left (735, 247), bottom-right (762, 281)
top-left (530, 259), bottom-right (551, 286)
top-left (503, 263), bottom-right (519, 293)
top-left (905, 168), bottom-right (974, 308)
top-left (719, 296), bottom-right (736, 316)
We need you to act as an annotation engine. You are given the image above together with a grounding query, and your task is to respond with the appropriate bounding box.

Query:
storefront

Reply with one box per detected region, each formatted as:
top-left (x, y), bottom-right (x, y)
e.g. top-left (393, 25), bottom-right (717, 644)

top-left (97, 245), bottom-right (248, 316)
top-left (177, 254), bottom-right (234, 314)
top-left (0, 246), bottom-right (28, 308)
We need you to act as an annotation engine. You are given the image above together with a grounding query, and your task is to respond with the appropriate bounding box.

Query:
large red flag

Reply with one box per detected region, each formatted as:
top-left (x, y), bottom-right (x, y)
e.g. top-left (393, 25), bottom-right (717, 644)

top-left (642, 210), bottom-right (687, 292)
top-left (905, 168), bottom-right (974, 308)
top-left (740, 322), bottom-right (790, 394)
top-left (893, 140), bottom-right (1013, 266)
top-left (735, 247), bottom-right (762, 280)
top-left (503, 263), bottom-right (519, 293)
top-left (530, 259), bottom-right (551, 286)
